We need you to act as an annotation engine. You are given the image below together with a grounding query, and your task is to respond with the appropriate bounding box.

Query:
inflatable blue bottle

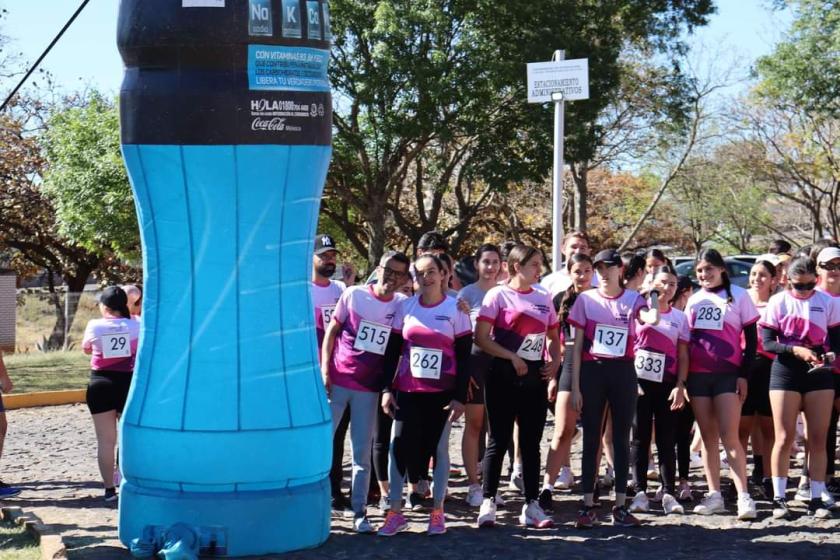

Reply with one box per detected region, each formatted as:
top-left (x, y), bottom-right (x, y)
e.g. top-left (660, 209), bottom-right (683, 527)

top-left (117, 1), bottom-right (332, 556)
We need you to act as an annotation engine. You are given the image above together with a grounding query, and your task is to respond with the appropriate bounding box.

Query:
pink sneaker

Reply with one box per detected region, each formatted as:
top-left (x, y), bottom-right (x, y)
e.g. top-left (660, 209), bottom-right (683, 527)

top-left (428, 509), bottom-right (446, 535)
top-left (377, 511), bottom-right (408, 537)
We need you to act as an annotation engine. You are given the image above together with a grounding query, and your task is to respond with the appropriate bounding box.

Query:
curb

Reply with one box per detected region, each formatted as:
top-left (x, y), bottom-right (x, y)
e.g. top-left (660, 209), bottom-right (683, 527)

top-left (1, 506), bottom-right (68, 559)
top-left (4, 390), bottom-right (86, 410)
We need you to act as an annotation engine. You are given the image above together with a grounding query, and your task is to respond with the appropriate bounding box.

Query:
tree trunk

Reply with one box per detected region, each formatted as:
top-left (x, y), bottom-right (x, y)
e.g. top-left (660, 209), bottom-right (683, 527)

top-left (366, 216), bottom-right (388, 273)
top-left (571, 163), bottom-right (588, 232)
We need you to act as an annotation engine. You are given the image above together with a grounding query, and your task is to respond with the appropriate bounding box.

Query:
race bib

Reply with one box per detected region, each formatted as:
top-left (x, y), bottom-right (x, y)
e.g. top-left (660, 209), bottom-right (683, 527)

top-left (634, 349), bottom-right (666, 382)
top-left (591, 324), bottom-right (628, 358)
top-left (410, 347), bottom-right (443, 380)
top-left (353, 319), bottom-right (391, 355)
top-left (320, 304), bottom-right (337, 327)
top-left (102, 332), bottom-right (131, 359)
top-left (517, 333), bottom-right (546, 361)
top-left (694, 304), bottom-right (724, 330)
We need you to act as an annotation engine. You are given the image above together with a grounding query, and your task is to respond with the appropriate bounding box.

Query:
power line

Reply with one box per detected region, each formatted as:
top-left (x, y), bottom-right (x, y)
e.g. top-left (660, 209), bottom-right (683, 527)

top-left (0, 0), bottom-right (92, 113)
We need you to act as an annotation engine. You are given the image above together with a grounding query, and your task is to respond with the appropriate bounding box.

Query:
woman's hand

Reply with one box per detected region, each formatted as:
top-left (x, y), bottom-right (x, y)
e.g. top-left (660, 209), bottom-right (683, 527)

top-left (540, 360), bottom-right (558, 382)
top-left (321, 368), bottom-right (331, 398)
top-left (547, 377), bottom-right (558, 403)
top-left (571, 388), bottom-right (583, 413)
top-left (381, 391), bottom-right (398, 418)
top-left (668, 385), bottom-right (686, 410)
top-left (736, 377), bottom-right (748, 403)
top-left (511, 355), bottom-right (528, 376)
top-left (793, 346), bottom-right (820, 365)
top-left (445, 400), bottom-right (465, 423)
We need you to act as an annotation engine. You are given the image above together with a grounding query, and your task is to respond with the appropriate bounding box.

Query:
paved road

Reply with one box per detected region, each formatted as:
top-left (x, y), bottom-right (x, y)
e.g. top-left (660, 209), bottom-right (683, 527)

top-left (2, 404), bottom-right (839, 559)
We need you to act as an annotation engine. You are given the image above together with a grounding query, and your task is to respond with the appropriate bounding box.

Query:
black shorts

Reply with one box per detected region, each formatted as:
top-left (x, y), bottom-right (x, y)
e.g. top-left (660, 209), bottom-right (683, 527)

top-left (687, 371), bottom-right (739, 398)
top-left (557, 344), bottom-right (574, 393)
top-left (742, 355), bottom-right (772, 416)
top-left (466, 349), bottom-right (491, 406)
top-left (769, 355), bottom-right (835, 394)
top-left (86, 370), bottom-right (133, 414)
top-left (835, 374), bottom-right (840, 395)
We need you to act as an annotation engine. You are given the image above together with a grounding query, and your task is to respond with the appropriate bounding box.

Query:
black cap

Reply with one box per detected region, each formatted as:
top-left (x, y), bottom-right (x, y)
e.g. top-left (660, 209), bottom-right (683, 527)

top-left (99, 286), bottom-right (131, 319)
top-left (592, 249), bottom-right (622, 267)
top-left (314, 234), bottom-right (340, 255)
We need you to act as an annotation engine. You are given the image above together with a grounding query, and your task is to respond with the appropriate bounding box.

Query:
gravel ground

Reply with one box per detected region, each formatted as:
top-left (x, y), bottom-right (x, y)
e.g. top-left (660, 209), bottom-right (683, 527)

top-left (1, 404), bottom-right (839, 559)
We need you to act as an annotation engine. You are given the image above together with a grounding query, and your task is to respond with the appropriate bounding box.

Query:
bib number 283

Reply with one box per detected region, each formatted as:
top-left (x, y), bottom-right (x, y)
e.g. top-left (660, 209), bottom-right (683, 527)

top-left (410, 347), bottom-right (443, 380)
top-left (591, 324), bottom-right (628, 358)
top-left (694, 305), bottom-right (724, 330)
top-left (102, 332), bottom-right (131, 359)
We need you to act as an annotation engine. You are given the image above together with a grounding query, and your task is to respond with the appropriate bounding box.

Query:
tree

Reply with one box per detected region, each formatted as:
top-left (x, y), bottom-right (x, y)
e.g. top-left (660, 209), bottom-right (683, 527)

top-left (40, 92), bottom-right (139, 261)
top-left (323, 0), bottom-right (716, 268)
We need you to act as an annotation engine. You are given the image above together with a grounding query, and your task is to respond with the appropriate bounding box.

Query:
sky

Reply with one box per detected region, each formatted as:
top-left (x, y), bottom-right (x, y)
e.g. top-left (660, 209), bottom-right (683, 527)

top-left (0, 0), bottom-right (793, 97)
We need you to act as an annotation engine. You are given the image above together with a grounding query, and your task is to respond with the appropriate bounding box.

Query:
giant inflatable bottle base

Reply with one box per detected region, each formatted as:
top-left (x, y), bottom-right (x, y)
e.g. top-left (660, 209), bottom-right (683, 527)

top-left (117, 1), bottom-right (333, 556)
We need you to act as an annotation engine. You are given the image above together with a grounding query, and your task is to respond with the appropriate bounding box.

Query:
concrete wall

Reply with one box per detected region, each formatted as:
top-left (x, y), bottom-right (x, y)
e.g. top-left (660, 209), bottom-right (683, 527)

top-left (0, 271), bottom-right (15, 353)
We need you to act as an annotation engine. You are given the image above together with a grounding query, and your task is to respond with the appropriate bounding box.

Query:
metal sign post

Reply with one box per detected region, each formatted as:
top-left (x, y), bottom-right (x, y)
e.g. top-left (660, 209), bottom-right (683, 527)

top-left (526, 53), bottom-right (589, 271)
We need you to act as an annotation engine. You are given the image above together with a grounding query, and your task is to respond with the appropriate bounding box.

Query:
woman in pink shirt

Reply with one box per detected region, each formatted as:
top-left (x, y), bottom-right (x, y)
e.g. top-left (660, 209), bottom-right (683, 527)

top-left (685, 248), bottom-right (758, 520)
top-left (816, 247), bottom-right (840, 497)
top-left (82, 286), bottom-right (140, 502)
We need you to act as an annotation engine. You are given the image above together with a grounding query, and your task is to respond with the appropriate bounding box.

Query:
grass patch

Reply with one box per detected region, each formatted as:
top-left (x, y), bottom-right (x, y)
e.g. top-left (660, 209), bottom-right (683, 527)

top-left (0, 520), bottom-right (39, 559)
top-left (3, 352), bottom-right (90, 393)
top-left (14, 292), bottom-right (100, 353)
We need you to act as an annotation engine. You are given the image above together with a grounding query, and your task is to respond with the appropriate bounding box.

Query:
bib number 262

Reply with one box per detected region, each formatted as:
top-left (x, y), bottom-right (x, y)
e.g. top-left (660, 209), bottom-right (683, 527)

top-left (410, 347), bottom-right (443, 380)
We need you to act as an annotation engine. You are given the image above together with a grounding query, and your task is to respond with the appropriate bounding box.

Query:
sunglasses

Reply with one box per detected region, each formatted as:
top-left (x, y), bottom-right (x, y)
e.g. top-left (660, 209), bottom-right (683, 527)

top-left (791, 281), bottom-right (817, 291)
top-left (819, 262), bottom-right (840, 272)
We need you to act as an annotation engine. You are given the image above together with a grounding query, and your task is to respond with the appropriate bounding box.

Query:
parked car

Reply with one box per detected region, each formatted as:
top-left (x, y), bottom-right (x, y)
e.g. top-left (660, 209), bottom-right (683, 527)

top-left (674, 258), bottom-right (753, 289)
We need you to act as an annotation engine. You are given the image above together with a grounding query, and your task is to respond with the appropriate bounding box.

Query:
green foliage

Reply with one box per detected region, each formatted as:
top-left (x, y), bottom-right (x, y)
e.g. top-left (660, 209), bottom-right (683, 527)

top-left (756, 0), bottom-right (840, 116)
top-left (40, 92), bottom-right (138, 260)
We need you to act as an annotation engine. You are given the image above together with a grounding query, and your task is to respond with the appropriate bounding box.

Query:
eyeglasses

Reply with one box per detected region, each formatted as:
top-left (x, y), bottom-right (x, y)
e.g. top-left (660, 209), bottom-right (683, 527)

top-left (819, 262), bottom-right (840, 272)
top-left (381, 266), bottom-right (407, 278)
top-left (791, 281), bottom-right (817, 291)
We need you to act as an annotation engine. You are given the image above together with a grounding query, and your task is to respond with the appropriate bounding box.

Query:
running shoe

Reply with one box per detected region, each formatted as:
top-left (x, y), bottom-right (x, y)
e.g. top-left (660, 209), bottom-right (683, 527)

top-left (407, 492), bottom-right (425, 512)
top-left (662, 493), bottom-right (684, 515)
top-left (612, 505), bottom-right (641, 527)
top-left (104, 487), bottom-right (118, 503)
top-left (647, 462), bottom-right (658, 481)
top-left (0, 486), bottom-right (21, 499)
top-left (466, 483), bottom-right (483, 507)
top-left (354, 515), bottom-right (375, 534)
top-left (737, 495), bottom-right (757, 520)
top-left (477, 498), bottom-right (496, 528)
top-left (652, 486), bottom-right (664, 503)
top-left (628, 491), bottom-right (649, 513)
top-left (332, 494), bottom-right (353, 517)
top-left (509, 473), bottom-right (524, 494)
top-left (689, 452), bottom-right (703, 469)
top-left (416, 479), bottom-right (431, 499)
top-left (796, 484), bottom-right (811, 503)
top-left (519, 500), bottom-right (554, 528)
top-left (826, 478), bottom-right (840, 497)
top-left (806, 498), bottom-right (832, 519)
top-left (720, 450), bottom-right (730, 470)
top-left (693, 492), bottom-right (725, 515)
top-left (556, 466), bottom-right (574, 490)
top-left (428, 509), bottom-right (446, 535)
top-left (494, 491), bottom-right (506, 506)
top-left (601, 466), bottom-right (615, 489)
top-left (538, 488), bottom-right (554, 513)
top-left (820, 489), bottom-right (836, 509)
top-left (772, 498), bottom-right (793, 520)
top-left (677, 481), bottom-right (693, 502)
top-left (377, 511), bottom-right (408, 537)
top-left (377, 495), bottom-right (390, 513)
top-left (575, 506), bottom-right (597, 528)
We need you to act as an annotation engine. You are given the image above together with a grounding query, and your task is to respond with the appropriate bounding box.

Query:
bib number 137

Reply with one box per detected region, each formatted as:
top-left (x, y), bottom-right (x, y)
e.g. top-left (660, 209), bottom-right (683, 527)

top-left (591, 324), bottom-right (628, 358)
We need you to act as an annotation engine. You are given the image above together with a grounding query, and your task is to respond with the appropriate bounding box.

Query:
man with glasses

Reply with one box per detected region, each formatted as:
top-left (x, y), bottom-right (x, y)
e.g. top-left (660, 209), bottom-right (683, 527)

top-left (321, 251), bottom-right (411, 533)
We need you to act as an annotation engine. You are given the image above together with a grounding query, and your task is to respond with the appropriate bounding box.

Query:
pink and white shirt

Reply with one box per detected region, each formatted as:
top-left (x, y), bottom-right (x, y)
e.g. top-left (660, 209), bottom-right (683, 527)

top-left (567, 289), bottom-right (646, 362)
top-left (329, 285), bottom-right (406, 392)
top-left (816, 286), bottom-right (840, 374)
top-left (477, 284), bottom-right (559, 360)
top-left (749, 301), bottom-right (774, 359)
top-left (634, 307), bottom-right (690, 381)
top-left (761, 289), bottom-right (840, 354)
top-left (311, 279), bottom-right (346, 359)
top-left (82, 317), bottom-right (141, 372)
top-left (686, 285), bottom-right (759, 373)
top-left (392, 295), bottom-right (472, 394)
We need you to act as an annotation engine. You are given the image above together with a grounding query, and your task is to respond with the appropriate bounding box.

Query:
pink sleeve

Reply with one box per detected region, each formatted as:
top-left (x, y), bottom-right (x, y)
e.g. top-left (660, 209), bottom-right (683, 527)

top-left (477, 289), bottom-right (501, 324)
top-left (567, 295), bottom-right (587, 329)
top-left (678, 313), bottom-right (691, 343)
top-left (455, 309), bottom-right (473, 337)
top-left (392, 300), bottom-right (406, 332)
top-left (740, 292), bottom-right (760, 326)
top-left (761, 296), bottom-right (781, 330)
top-left (82, 321), bottom-right (95, 350)
top-left (634, 293), bottom-right (646, 319)
top-left (333, 289), bottom-right (351, 325)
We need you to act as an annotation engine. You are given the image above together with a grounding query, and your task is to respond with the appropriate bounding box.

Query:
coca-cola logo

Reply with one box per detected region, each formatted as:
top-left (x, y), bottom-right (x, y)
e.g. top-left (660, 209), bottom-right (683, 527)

top-left (251, 117), bottom-right (286, 131)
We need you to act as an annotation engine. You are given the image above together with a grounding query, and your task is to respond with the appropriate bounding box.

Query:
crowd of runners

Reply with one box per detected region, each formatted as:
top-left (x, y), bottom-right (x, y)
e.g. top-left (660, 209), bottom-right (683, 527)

top-left (1, 230), bottom-right (839, 540)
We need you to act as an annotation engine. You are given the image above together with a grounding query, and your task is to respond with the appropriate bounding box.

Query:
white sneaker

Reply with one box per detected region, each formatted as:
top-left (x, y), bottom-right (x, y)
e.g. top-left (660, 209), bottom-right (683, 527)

top-left (737, 495), bottom-right (757, 520)
top-left (689, 453), bottom-right (703, 469)
top-left (678, 480), bottom-right (693, 502)
top-left (354, 516), bottom-right (375, 534)
top-left (494, 491), bottom-right (506, 506)
top-left (477, 498), bottom-right (496, 528)
top-left (693, 492), bottom-right (725, 515)
top-left (519, 500), bottom-right (554, 528)
top-left (466, 483), bottom-right (483, 507)
top-left (556, 466), bottom-right (574, 490)
top-left (796, 484), bottom-right (811, 502)
top-left (652, 486), bottom-right (664, 503)
top-left (821, 489), bottom-right (836, 509)
top-left (509, 473), bottom-right (524, 493)
top-left (662, 493), bottom-right (684, 515)
top-left (601, 466), bottom-right (615, 488)
top-left (719, 450), bottom-right (730, 471)
top-left (628, 491), bottom-right (649, 513)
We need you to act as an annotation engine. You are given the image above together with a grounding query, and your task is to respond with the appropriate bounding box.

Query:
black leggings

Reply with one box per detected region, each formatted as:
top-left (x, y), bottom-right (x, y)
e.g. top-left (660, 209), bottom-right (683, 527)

top-left (373, 405), bottom-right (392, 482)
top-left (631, 379), bottom-right (678, 494)
top-left (391, 391), bottom-right (451, 485)
top-left (675, 404), bottom-right (695, 480)
top-left (330, 407), bottom-right (350, 497)
top-left (580, 360), bottom-right (637, 495)
top-left (481, 358), bottom-right (548, 501)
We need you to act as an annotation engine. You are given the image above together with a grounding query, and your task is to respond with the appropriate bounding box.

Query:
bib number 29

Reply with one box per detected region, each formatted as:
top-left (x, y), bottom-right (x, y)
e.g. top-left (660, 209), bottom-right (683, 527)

top-left (102, 332), bottom-right (131, 359)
